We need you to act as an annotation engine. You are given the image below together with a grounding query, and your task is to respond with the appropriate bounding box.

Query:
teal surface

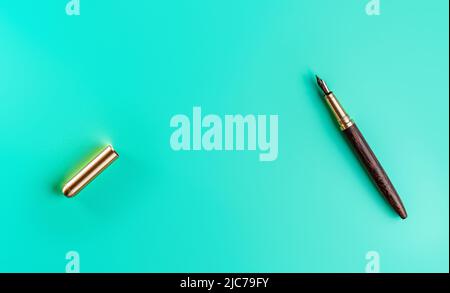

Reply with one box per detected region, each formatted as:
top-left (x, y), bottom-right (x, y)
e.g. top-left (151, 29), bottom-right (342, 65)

top-left (0, 0), bottom-right (448, 272)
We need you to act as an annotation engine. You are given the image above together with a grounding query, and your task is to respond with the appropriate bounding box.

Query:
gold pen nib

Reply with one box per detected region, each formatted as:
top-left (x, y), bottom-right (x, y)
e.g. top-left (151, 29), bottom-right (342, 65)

top-left (315, 74), bottom-right (353, 130)
top-left (316, 75), bottom-right (331, 95)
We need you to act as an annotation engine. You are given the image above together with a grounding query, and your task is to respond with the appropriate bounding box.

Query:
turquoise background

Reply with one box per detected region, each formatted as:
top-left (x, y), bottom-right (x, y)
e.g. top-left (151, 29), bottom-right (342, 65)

top-left (0, 0), bottom-right (448, 272)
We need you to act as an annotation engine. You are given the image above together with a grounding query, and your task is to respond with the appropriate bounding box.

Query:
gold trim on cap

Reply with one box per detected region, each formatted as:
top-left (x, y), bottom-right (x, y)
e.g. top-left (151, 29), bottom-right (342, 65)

top-left (62, 145), bottom-right (119, 197)
top-left (324, 93), bottom-right (354, 130)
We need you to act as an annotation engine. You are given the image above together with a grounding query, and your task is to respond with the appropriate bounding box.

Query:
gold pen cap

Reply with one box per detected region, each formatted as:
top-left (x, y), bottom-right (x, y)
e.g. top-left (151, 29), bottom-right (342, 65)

top-left (62, 145), bottom-right (119, 197)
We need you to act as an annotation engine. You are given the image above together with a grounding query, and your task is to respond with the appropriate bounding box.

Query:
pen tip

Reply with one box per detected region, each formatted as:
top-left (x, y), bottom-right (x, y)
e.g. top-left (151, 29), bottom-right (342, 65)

top-left (315, 75), bottom-right (331, 95)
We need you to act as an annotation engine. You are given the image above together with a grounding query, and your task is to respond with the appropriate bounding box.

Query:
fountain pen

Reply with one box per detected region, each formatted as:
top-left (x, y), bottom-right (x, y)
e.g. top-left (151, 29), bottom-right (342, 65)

top-left (316, 75), bottom-right (407, 219)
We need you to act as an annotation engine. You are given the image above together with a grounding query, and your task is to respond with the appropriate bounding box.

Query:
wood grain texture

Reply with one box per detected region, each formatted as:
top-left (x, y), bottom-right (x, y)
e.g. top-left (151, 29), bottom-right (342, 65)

top-left (343, 124), bottom-right (407, 219)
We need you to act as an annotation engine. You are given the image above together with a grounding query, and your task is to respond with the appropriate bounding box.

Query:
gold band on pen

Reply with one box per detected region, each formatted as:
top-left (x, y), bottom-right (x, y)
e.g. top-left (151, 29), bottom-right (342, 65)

top-left (62, 145), bottom-right (119, 197)
top-left (324, 92), bottom-right (354, 130)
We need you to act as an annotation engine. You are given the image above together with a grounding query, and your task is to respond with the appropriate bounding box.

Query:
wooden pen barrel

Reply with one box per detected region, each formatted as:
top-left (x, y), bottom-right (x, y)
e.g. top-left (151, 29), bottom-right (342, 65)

top-left (343, 124), bottom-right (407, 219)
